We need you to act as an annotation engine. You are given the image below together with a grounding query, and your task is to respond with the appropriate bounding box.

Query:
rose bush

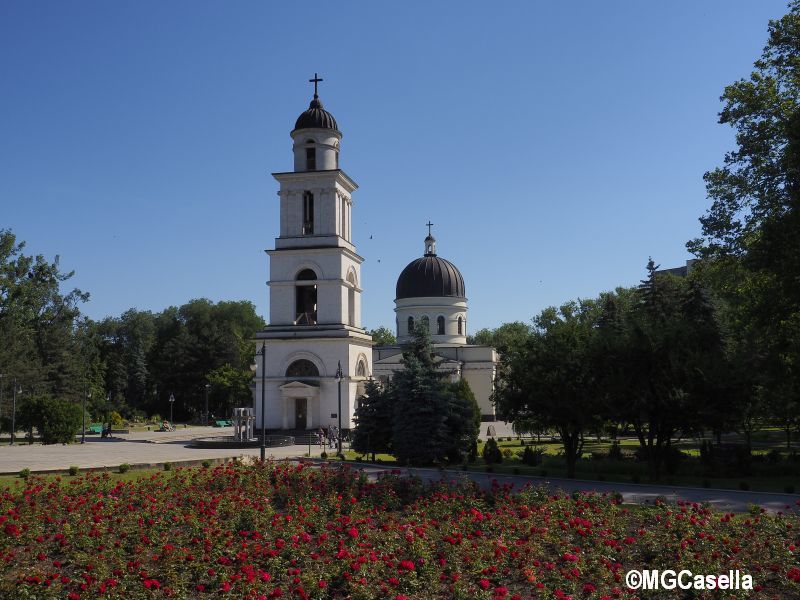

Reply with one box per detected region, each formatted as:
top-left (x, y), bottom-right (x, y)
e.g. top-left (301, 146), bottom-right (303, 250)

top-left (0, 461), bottom-right (798, 598)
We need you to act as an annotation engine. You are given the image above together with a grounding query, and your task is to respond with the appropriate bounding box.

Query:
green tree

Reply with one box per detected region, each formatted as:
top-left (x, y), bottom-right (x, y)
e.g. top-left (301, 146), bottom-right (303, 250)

top-left (368, 326), bottom-right (397, 346)
top-left (447, 379), bottom-right (480, 462)
top-left (15, 395), bottom-right (83, 444)
top-left (391, 324), bottom-right (454, 465)
top-left (352, 378), bottom-right (393, 460)
top-left (604, 262), bottom-right (710, 480)
top-left (0, 230), bottom-right (89, 400)
top-left (495, 300), bottom-right (603, 478)
top-left (207, 363), bottom-right (255, 417)
top-left (468, 322), bottom-right (532, 357)
top-left (688, 3), bottom-right (800, 446)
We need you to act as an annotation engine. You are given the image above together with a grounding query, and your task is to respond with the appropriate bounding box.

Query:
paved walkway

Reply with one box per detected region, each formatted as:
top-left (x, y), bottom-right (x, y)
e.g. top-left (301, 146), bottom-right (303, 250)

top-left (0, 427), bottom-right (303, 472)
top-left (1, 427), bottom-right (797, 514)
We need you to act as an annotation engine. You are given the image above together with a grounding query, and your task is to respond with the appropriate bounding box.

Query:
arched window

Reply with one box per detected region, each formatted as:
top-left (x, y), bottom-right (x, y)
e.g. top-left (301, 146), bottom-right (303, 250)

top-left (437, 315), bottom-right (445, 335)
top-left (407, 316), bottom-right (414, 333)
top-left (296, 269), bottom-right (316, 280)
top-left (457, 316), bottom-right (463, 335)
top-left (295, 270), bottom-right (317, 325)
top-left (286, 359), bottom-right (319, 378)
top-left (305, 139), bottom-right (316, 171)
top-left (302, 191), bottom-right (314, 234)
top-left (356, 360), bottom-right (366, 377)
top-left (346, 271), bottom-right (356, 326)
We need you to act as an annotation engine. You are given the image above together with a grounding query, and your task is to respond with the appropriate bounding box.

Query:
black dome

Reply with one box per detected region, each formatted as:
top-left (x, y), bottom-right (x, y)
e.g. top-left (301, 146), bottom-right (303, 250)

top-left (396, 255), bottom-right (466, 299)
top-left (294, 97), bottom-right (339, 132)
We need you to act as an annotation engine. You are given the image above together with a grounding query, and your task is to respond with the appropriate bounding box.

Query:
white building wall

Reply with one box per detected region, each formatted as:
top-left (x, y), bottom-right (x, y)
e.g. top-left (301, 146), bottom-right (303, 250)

top-left (395, 296), bottom-right (468, 344)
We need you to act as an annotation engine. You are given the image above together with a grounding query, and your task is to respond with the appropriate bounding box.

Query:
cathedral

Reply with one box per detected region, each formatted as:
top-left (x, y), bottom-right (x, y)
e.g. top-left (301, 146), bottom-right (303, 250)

top-left (254, 77), bottom-right (497, 432)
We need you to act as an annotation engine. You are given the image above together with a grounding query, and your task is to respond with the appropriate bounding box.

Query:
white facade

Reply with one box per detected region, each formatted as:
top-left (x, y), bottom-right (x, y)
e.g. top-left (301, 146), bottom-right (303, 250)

top-left (373, 343), bottom-right (497, 419)
top-left (253, 94), bottom-right (372, 432)
top-left (395, 297), bottom-right (467, 345)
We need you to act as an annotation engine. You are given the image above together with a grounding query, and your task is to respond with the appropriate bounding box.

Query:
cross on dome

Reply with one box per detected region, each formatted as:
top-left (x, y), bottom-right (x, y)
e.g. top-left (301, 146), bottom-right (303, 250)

top-left (309, 73), bottom-right (323, 98)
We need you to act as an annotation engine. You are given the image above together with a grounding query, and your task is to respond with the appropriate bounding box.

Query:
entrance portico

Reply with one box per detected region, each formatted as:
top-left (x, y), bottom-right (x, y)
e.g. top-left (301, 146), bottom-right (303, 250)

top-left (279, 381), bottom-right (320, 430)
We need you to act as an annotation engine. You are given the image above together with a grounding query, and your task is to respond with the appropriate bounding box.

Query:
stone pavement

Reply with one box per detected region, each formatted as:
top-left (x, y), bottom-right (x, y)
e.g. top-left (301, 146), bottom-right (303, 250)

top-left (1, 425), bottom-right (797, 514)
top-left (0, 427), bottom-right (303, 473)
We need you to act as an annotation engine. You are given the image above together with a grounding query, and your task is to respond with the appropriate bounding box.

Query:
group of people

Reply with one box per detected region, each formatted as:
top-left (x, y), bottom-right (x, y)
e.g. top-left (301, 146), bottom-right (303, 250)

top-left (316, 426), bottom-right (340, 450)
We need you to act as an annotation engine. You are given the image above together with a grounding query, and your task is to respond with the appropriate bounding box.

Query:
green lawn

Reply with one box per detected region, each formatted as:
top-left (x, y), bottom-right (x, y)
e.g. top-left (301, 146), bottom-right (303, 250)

top-left (340, 437), bottom-right (799, 494)
top-left (0, 468), bottom-right (171, 489)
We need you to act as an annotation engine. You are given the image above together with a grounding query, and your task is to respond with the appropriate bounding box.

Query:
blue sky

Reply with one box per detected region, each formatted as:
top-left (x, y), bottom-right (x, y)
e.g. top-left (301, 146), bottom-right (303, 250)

top-left (0, 1), bottom-right (788, 333)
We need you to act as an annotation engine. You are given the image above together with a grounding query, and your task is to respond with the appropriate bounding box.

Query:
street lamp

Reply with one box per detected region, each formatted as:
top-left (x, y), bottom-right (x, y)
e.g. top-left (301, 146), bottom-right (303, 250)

top-left (10, 378), bottom-right (19, 446)
top-left (204, 383), bottom-right (211, 426)
top-left (0, 374), bottom-right (4, 436)
top-left (82, 386), bottom-right (91, 444)
top-left (168, 393), bottom-right (175, 424)
top-left (335, 361), bottom-right (343, 457)
top-left (255, 343), bottom-right (266, 461)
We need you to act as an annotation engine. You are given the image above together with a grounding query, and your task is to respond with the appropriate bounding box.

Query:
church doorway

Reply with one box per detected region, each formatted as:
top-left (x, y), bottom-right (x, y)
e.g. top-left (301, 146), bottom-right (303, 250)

top-left (295, 398), bottom-right (307, 430)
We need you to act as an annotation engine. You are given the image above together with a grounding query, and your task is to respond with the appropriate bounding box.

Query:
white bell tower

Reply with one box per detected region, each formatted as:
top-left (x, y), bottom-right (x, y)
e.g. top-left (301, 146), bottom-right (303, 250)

top-left (254, 75), bottom-right (373, 433)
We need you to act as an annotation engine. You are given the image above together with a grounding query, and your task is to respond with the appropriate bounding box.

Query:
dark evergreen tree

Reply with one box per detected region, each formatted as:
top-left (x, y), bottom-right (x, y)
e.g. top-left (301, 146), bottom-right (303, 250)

top-left (446, 379), bottom-right (480, 463)
top-left (391, 323), bottom-right (453, 466)
top-left (352, 378), bottom-right (393, 460)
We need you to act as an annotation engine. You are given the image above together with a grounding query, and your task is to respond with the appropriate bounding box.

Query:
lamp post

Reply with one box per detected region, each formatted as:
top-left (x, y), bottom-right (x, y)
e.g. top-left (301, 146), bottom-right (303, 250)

top-left (10, 378), bottom-right (19, 446)
top-left (256, 343), bottom-right (266, 461)
top-left (335, 361), bottom-right (343, 457)
top-left (82, 386), bottom-right (91, 444)
top-left (168, 393), bottom-right (175, 424)
top-left (204, 383), bottom-right (211, 426)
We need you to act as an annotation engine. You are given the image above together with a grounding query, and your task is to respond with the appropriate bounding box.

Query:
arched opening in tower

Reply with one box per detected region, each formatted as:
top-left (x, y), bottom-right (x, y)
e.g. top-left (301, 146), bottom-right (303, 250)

top-left (295, 269), bottom-right (318, 325)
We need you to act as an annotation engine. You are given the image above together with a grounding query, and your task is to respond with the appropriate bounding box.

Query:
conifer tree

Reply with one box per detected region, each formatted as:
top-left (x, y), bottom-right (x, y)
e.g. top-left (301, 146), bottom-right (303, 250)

top-left (352, 378), bottom-right (393, 460)
top-left (391, 323), bottom-right (453, 465)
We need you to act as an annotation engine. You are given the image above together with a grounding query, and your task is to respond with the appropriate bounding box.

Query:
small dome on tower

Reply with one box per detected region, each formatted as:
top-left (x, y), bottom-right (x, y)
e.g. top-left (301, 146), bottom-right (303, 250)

top-left (294, 96), bottom-right (339, 132)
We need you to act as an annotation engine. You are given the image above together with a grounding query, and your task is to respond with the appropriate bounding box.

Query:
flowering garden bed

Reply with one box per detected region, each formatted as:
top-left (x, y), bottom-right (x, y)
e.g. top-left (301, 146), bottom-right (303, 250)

top-left (1, 461), bottom-right (799, 598)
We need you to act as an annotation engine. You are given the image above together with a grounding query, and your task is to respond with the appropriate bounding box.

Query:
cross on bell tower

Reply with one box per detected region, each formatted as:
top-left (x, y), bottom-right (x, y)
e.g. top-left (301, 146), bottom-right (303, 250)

top-left (309, 73), bottom-right (323, 98)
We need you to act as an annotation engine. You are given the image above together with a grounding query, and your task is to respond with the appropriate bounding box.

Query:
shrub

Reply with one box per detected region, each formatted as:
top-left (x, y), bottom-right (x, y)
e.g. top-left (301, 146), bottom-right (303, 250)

top-left (17, 396), bottom-right (83, 444)
top-left (502, 448), bottom-right (514, 458)
top-left (522, 445), bottom-right (544, 466)
top-left (109, 411), bottom-right (125, 429)
top-left (482, 438), bottom-right (502, 465)
top-left (19, 468), bottom-right (31, 479)
top-left (118, 463), bottom-right (130, 474)
top-left (68, 465), bottom-right (79, 476)
top-left (201, 460), bottom-right (211, 468)
top-left (163, 462), bottom-right (172, 471)
top-left (467, 440), bottom-right (478, 464)
top-left (320, 451), bottom-right (328, 459)
top-left (608, 441), bottom-right (624, 461)
top-left (766, 449), bottom-right (783, 464)
top-left (664, 446), bottom-right (686, 475)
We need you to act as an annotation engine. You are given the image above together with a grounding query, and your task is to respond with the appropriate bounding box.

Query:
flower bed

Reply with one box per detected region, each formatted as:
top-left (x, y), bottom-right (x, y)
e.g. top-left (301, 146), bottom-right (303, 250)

top-left (1, 461), bottom-right (798, 598)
